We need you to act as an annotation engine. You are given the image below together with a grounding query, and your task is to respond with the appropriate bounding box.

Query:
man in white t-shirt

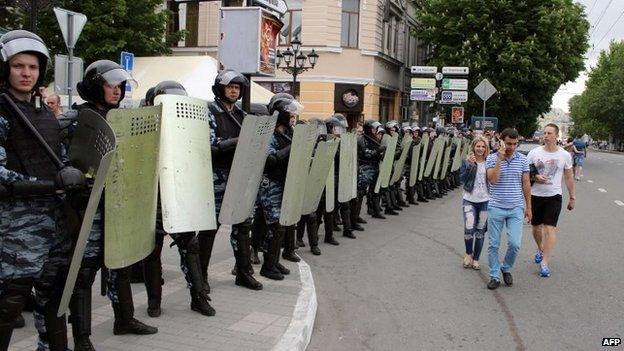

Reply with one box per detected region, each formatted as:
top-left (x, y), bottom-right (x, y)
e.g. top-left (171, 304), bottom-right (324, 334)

top-left (527, 123), bottom-right (576, 278)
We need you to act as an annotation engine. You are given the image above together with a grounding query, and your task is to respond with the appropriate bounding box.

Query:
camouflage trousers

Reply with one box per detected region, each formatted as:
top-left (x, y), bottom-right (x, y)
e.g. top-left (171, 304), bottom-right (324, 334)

top-left (213, 167), bottom-right (229, 217)
top-left (357, 164), bottom-right (378, 198)
top-left (258, 176), bottom-right (284, 225)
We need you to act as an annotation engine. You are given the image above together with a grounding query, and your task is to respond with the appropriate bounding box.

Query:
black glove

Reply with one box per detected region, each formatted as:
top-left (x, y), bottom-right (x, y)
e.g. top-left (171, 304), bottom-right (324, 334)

top-left (379, 145), bottom-right (387, 153)
top-left (55, 166), bottom-right (87, 192)
top-left (275, 144), bottom-right (292, 161)
top-left (218, 138), bottom-right (239, 152)
top-left (11, 180), bottom-right (57, 197)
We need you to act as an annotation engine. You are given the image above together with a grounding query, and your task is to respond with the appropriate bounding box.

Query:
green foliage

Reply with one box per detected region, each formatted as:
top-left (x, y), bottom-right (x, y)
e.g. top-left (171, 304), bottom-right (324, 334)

top-left (414, 0), bottom-right (589, 136)
top-left (569, 41), bottom-right (624, 140)
top-left (0, 1), bottom-right (26, 30)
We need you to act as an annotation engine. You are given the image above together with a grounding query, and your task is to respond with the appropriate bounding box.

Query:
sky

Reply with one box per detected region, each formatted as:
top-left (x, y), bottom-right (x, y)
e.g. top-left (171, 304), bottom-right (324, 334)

top-left (550, 0), bottom-right (624, 113)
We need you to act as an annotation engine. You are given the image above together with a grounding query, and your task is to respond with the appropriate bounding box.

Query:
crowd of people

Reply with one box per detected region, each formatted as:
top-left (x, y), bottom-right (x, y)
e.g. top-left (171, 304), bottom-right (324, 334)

top-left (0, 29), bottom-right (471, 351)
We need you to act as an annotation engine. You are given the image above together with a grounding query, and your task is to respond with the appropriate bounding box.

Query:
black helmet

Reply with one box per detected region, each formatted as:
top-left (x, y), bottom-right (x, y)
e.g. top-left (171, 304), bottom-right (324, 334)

top-left (77, 60), bottom-right (136, 108)
top-left (332, 113), bottom-right (348, 129)
top-left (363, 119), bottom-right (382, 137)
top-left (326, 115), bottom-right (346, 135)
top-left (268, 94), bottom-right (303, 127)
top-left (0, 30), bottom-right (50, 90)
top-left (143, 87), bottom-right (156, 107)
top-left (435, 126), bottom-right (446, 136)
top-left (211, 69), bottom-right (248, 103)
top-left (154, 80), bottom-right (187, 97)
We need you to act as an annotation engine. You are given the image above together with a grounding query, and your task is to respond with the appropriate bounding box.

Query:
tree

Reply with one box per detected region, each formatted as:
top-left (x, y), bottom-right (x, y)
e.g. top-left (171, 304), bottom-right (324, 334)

top-left (414, 0), bottom-right (589, 136)
top-left (569, 41), bottom-right (624, 141)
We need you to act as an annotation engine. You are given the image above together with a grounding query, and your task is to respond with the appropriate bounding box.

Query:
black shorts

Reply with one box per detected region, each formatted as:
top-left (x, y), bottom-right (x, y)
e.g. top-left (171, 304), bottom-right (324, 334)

top-left (531, 194), bottom-right (563, 227)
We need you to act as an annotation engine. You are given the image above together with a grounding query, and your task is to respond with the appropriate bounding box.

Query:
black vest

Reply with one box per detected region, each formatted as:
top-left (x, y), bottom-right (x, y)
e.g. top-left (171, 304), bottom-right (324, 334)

top-left (265, 129), bottom-right (292, 183)
top-left (0, 93), bottom-right (61, 181)
top-left (358, 134), bottom-right (383, 166)
top-left (209, 101), bottom-right (246, 169)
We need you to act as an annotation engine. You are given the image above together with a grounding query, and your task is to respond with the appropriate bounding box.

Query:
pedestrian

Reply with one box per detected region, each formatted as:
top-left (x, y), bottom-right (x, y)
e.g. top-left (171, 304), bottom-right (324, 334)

top-left (527, 124), bottom-right (575, 277)
top-left (572, 134), bottom-right (587, 180)
top-left (45, 94), bottom-right (63, 117)
top-left (485, 128), bottom-right (532, 290)
top-left (563, 137), bottom-right (578, 178)
top-left (459, 136), bottom-right (490, 270)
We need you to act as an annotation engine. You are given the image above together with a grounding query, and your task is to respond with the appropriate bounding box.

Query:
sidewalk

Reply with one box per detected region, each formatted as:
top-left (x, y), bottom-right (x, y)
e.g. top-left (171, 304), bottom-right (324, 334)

top-left (9, 235), bottom-right (317, 351)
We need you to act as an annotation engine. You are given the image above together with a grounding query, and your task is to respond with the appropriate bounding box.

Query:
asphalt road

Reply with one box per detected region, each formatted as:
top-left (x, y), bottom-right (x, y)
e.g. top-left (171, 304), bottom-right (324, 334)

top-left (305, 145), bottom-right (624, 351)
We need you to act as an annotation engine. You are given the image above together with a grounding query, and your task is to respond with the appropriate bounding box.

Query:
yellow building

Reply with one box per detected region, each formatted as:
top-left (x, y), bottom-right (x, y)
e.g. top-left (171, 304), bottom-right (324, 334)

top-left (165, 0), bottom-right (427, 126)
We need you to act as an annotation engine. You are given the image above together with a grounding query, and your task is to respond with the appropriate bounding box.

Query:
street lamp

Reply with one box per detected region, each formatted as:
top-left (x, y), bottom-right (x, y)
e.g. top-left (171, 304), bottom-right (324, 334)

top-left (275, 37), bottom-right (318, 99)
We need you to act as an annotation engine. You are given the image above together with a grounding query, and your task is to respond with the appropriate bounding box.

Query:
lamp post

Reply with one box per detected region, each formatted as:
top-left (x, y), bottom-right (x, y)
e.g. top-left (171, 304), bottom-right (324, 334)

top-left (275, 37), bottom-right (318, 99)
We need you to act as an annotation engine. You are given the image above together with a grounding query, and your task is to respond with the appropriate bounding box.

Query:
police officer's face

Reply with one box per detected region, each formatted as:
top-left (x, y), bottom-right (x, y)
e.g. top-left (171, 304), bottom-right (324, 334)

top-left (8, 53), bottom-right (39, 94)
top-left (224, 84), bottom-right (240, 102)
top-left (103, 82), bottom-right (122, 105)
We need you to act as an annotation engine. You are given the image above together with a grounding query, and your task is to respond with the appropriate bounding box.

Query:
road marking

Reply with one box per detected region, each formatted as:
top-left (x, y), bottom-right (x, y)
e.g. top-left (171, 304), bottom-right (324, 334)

top-left (598, 188), bottom-right (607, 193)
top-left (615, 200), bottom-right (624, 207)
top-left (587, 180), bottom-right (594, 183)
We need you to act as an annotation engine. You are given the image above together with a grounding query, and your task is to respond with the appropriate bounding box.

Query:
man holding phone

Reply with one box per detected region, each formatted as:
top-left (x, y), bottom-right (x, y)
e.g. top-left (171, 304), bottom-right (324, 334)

top-left (485, 128), bottom-right (532, 290)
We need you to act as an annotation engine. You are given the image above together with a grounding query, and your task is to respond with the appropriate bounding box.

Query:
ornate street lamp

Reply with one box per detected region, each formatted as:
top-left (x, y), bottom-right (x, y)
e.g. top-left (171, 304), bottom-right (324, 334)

top-left (275, 37), bottom-right (318, 99)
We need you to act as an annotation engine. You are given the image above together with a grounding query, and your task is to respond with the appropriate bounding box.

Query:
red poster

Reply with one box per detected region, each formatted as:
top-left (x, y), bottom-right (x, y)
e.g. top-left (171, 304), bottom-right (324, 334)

top-left (259, 13), bottom-right (282, 75)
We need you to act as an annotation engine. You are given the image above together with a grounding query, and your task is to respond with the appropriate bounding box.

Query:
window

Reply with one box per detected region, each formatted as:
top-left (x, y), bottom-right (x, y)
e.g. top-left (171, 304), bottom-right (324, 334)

top-left (280, 0), bottom-right (302, 44)
top-left (341, 0), bottom-right (359, 48)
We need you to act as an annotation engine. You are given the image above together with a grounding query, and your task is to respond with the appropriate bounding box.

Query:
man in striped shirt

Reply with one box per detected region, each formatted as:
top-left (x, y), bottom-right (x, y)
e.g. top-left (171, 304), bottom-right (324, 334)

top-left (485, 128), bottom-right (532, 290)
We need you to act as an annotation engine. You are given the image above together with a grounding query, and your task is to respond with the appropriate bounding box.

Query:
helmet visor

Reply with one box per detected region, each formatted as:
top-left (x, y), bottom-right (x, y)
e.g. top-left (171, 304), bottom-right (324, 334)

top-left (159, 88), bottom-right (187, 96)
top-left (281, 99), bottom-right (305, 116)
top-left (101, 68), bottom-right (138, 88)
top-left (375, 126), bottom-right (386, 134)
top-left (0, 37), bottom-right (50, 62)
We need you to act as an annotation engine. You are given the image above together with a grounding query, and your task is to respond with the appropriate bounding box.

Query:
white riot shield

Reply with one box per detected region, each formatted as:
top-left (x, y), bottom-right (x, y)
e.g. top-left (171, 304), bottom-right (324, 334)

top-left (374, 133), bottom-right (399, 193)
top-left (155, 95), bottom-right (216, 233)
top-left (409, 142), bottom-right (422, 187)
top-left (418, 133), bottom-right (430, 181)
top-left (338, 133), bottom-right (356, 203)
top-left (351, 135), bottom-right (358, 199)
top-left (105, 106), bottom-right (162, 269)
top-left (390, 137), bottom-right (413, 185)
top-left (440, 138), bottom-right (453, 178)
top-left (451, 138), bottom-right (463, 172)
top-left (279, 124), bottom-right (318, 226)
top-left (301, 139), bottom-right (339, 215)
top-left (424, 137), bottom-right (443, 178)
top-left (325, 162), bottom-right (335, 212)
top-left (219, 114), bottom-right (277, 225)
top-left (59, 110), bottom-right (116, 316)
top-left (434, 137), bottom-right (450, 180)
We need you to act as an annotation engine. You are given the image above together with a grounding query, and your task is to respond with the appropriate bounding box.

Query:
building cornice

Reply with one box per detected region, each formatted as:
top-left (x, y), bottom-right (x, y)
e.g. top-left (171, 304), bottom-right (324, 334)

top-left (254, 75), bottom-right (401, 92)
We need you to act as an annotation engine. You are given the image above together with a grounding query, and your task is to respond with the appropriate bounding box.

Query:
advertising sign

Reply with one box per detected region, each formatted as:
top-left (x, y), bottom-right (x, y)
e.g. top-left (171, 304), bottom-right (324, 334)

top-left (259, 12), bottom-right (282, 75)
top-left (451, 107), bottom-right (464, 123)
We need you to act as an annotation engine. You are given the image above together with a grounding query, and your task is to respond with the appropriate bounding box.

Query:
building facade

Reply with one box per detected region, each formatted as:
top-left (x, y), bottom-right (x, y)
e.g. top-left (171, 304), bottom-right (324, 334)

top-left (166, 0), bottom-right (427, 125)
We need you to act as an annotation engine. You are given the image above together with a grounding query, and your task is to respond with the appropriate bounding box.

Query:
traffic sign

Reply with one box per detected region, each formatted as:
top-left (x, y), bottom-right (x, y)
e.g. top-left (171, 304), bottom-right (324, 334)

top-left (54, 8), bottom-right (87, 49)
top-left (54, 55), bottom-right (83, 95)
top-left (410, 66), bottom-right (437, 75)
top-left (442, 66), bottom-right (469, 75)
top-left (120, 51), bottom-right (135, 97)
top-left (474, 78), bottom-right (497, 101)
top-left (410, 78), bottom-right (436, 89)
top-left (441, 90), bottom-right (468, 103)
top-left (410, 89), bottom-right (436, 101)
top-left (442, 78), bottom-right (468, 90)
top-left (470, 116), bottom-right (499, 131)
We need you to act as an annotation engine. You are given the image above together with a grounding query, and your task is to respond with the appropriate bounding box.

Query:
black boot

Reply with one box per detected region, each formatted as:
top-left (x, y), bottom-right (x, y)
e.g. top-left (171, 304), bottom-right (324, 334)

top-left (296, 219), bottom-right (306, 248)
top-left (198, 230), bottom-right (217, 294)
top-left (185, 245), bottom-right (216, 316)
top-left (383, 191), bottom-right (399, 215)
top-left (305, 214), bottom-right (321, 255)
top-left (143, 247), bottom-right (163, 317)
top-left (396, 186), bottom-right (409, 207)
top-left (349, 199), bottom-right (364, 231)
top-left (370, 192), bottom-right (386, 219)
top-left (282, 226), bottom-right (301, 262)
top-left (389, 188), bottom-right (402, 211)
top-left (323, 211), bottom-right (340, 245)
top-left (41, 309), bottom-right (68, 351)
top-left (70, 267), bottom-right (97, 350)
top-left (232, 224), bottom-right (263, 290)
top-left (0, 278), bottom-right (32, 350)
top-left (340, 203), bottom-right (356, 239)
top-left (416, 182), bottom-right (429, 202)
top-left (261, 224), bottom-right (285, 280)
top-left (406, 185), bottom-right (417, 204)
top-left (111, 268), bottom-right (158, 335)
top-left (355, 197), bottom-right (368, 223)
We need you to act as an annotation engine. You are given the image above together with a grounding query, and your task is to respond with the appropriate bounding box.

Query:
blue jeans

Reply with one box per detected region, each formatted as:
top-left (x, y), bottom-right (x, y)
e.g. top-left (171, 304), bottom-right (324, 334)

top-left (487, 206), bottom-right (524, 281)
top-left (462, 199), bottom-right (488, 260)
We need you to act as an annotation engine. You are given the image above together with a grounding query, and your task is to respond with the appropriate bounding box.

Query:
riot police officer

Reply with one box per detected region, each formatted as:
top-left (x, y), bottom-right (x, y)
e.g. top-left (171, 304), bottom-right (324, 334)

top-left (206, 69), bottom-right (262, 290)
top-left (358, 120), bottom-right (386, 219)
top-left (0, 29), bottom-right (83, 350)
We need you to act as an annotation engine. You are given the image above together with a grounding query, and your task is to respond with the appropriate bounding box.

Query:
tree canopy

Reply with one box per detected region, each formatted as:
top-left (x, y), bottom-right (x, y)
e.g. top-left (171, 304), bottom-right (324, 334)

top-left (569, 41), bottom-right (624, 141)
top-left (414, 0), bottom-right (589, 135)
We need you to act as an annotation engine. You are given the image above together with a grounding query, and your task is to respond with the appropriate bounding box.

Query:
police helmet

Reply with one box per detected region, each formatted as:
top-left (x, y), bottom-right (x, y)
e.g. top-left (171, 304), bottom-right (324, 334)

top-left (326, 115), bottom-right (346, 135)
top-left (435, 126), bottom-right (446, 136)
top-left (268, 94), bottom-right (303, 127)
top-left (77, 60), bottom-right (136, 108)
top-left (385, 120), bottom-right (399, 133)
top-left (0, 30), bottom-right (50, 90)
top-left (212, 69), bottom-right (248, 103)
top-left (333, 113), bottom-right (348, 129)
top-left (363, 119), bottom-right (382, 137)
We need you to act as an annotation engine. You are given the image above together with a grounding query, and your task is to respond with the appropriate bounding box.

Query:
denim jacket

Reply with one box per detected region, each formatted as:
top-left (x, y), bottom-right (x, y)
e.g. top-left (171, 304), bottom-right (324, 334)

top-left (460, 160), bottom-right (477, 192)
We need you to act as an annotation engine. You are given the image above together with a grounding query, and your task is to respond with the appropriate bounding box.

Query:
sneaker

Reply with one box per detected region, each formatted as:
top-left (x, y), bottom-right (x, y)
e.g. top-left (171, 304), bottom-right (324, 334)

top-left (501, 269), bottom-right (513, 286)
top-left (487, 279), bottom-right (500, 290)
top-left (539, 264), bottom-right (551, 277)
top-left (534, 250), bottom-right (543, 264)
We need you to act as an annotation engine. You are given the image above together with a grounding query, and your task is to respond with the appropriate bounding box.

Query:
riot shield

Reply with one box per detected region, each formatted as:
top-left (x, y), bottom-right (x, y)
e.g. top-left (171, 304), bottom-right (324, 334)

top-left (351, 135), bottom-right (358, 199)
top-left (338, 133), bottom-right (356, 203)
top-left (463, 138), bottom-right (471, 158)
top-left (424, 137), bottom-right (443, 178)
top-left (301, 139), bottom-right (339, 215)
top-left (451, 137), bottom-right (463, 172)
top-left (409, 142), bottom-right (422, 187)
top-left (439, 137), bottom-right (453, 179)
top-left (279, 124), bottom-right (318, 226)
top-left (59, 110), bottom-right (116, 316)
top-left (418, 133), bottom-right (430, 181)
top-left (390, 137), bottom-right (413, 185)
top-left (105, 106), bottom-right (162, 269)
top-left (374, 133), bottom-right (399, 193)
top-left (219, 114), bottom-right (277, 225)
top-left (155, 95), bottom-right (216, 233)
top-left (325, 162), bottom-right (335, 212)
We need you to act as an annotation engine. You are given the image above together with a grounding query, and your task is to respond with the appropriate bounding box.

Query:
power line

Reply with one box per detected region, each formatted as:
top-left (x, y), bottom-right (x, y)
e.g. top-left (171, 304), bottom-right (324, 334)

top-left (587, 0), bottom-right (599, 17)
top-left (590, 6), bottom-right (624, 57)
top-left (590, 0), bottom-right (614, 37)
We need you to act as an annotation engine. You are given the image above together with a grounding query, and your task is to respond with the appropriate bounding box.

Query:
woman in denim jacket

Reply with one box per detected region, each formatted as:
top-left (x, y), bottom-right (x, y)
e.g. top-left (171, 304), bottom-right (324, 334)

top-left (459, 136), bottom-right (490, 270)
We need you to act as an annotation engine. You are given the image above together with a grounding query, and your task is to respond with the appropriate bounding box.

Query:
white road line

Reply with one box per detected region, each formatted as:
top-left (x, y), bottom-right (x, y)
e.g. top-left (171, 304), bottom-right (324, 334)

top-left (615, 200), bottom-right (624, 207)
top-left (587, 180), bottom-right (594, 183)
top-left (598, 188), bottom-right (607, 193)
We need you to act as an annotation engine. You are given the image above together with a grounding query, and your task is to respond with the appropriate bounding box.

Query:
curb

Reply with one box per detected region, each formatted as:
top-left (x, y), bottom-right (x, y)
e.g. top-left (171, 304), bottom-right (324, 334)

top-left (272, 260), bottom-right (317, 351)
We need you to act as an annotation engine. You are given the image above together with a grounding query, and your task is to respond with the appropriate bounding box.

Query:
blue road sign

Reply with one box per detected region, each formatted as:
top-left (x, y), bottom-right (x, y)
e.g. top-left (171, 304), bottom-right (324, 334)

top-left (120, 51), bottom-right (134, 95)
